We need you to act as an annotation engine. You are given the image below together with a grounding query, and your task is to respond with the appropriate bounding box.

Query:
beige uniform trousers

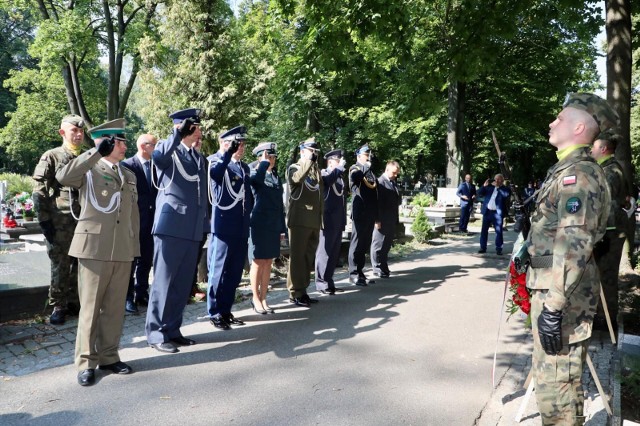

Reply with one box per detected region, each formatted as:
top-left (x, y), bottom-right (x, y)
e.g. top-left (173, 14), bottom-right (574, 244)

top-left (75, 258), bottom-right (131, 371)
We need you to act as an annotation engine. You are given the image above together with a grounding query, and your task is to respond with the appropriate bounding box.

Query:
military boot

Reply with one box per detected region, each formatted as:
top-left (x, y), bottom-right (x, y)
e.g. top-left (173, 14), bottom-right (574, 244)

top-left (49, 306), bottom-right (66, 325)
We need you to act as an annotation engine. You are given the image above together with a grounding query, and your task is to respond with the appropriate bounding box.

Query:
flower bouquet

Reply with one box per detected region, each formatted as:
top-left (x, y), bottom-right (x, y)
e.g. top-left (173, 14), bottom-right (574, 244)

top-left (506, 237), bottom-right (532, 327)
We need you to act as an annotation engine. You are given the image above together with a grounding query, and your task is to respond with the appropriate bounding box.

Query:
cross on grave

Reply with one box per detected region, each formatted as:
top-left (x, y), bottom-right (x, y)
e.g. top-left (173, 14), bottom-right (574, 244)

top-left (436, 175), bottom-right (446, 187)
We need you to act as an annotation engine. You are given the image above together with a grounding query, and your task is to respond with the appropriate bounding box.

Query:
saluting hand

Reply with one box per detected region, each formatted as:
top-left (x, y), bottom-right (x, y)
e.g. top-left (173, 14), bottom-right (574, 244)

top-left (178, 118), bottom-right (196, 137)
top-left (97, 136), bottom-right (115, 157)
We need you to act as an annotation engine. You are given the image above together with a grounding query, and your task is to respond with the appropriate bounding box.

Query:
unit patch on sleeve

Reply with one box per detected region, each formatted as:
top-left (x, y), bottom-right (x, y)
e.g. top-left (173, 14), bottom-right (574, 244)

top-left (565, 197), bottom-right (582, 214)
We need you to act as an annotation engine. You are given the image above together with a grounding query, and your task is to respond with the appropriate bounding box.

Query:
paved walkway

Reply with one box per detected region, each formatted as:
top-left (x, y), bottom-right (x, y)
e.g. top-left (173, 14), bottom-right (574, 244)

top-left (0, 229), bottom-right (615, 425)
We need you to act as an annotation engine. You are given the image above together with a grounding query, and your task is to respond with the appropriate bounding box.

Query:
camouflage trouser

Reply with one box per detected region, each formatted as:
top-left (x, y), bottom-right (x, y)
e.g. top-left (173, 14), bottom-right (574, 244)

top-left (594, 230), bottom-right (625, 323)
top-left (46, 214), bottom-right (79, 308)
top-left (531, 290), bottom-right (588, 426)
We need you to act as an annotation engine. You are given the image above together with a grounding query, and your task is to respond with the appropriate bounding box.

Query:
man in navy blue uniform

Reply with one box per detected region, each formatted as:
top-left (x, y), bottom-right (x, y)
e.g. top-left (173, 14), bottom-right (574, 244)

top-left (145, 109), bottom-right (208, 353)
top-left (477, 173), bottom-right (511, 255)
top-left (371, 161), bottom-right (401, 278)
top-left (206, 126), bottom-right (253, 330)
top-left (348, 144), bottom-right (378, 286)
top-left (456, 173), bottom-right (476, 233)
top-left (315, 149), bottom-right (347, 295)
top-left (121, 134), bottom-right (158, 314)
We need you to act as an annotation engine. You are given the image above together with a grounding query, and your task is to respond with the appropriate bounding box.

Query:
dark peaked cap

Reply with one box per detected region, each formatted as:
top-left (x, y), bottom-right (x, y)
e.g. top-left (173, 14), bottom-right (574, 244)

top-left (324, 149), bottom-right (344, 160)
top-left (169, 108), bottom-right (201, 124)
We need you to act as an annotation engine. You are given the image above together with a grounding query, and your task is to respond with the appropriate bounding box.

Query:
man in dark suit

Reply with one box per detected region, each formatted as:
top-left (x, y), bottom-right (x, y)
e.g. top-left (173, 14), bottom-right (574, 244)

top-left (348, 144), bottom-right (378, 286)
top-left (206, 126), bottom-right (253, 329)
top-left (456, 173), bottom-right (476, 233)
top-left (121, 134), bottom-right (158, 314)
top-left (477, 173), bottom-right (511, 255)
top-left (371, 161), bottom-right (401, 278)
top-left (315, 149), bottom-right (347, 295)
top-left (145, 108), bottom-right (208, 354)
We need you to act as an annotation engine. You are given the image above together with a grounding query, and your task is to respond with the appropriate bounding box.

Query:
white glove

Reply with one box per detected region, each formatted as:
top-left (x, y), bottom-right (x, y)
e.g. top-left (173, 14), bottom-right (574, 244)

top-left (624, 197), bottom-right (636, 218)
top-left (338, 158), bottom-right (347, 169)
top-left (364, 161), bottom-right (371, 168)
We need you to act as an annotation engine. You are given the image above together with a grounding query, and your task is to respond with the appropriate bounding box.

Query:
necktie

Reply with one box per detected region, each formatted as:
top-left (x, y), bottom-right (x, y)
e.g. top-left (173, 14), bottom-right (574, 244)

top-left (144, 161), bottom-right (152, 189)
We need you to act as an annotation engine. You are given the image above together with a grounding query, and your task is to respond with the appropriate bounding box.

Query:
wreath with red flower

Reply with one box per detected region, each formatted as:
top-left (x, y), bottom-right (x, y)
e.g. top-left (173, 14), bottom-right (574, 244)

top-left (506, 260), bottom-right (531, 325)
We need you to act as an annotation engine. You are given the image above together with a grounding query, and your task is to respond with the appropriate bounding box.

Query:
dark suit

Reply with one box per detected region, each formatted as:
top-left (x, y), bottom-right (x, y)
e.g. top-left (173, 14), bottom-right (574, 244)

top-left (315, 166), bottom-right (346, 292)
top-left (207, 150), bottom-right (253, 319)
top-left (348, 162), bottom-right (378, 280)
top-left (456, 181), bottom-right (476, 232)
top-left (371, 174), bottom-right (400, 275)
top-left (477, 184), bottom-right (511, 252)
top-left (121, 155), bottom-right (157, 304)
top-left (145, 130), bottom-right (208, 345)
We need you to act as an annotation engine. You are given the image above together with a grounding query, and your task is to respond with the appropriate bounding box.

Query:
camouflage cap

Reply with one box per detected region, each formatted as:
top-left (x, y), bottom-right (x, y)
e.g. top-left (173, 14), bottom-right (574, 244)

top-left (61, 114), bottom-right (85, 128)
top-left (563, 93), bottom-right (619, 133)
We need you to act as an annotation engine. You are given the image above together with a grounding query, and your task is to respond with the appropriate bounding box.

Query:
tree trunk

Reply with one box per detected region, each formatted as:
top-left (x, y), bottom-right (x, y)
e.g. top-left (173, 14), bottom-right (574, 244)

top-left (446, 79), bottom-right (465, 188)
top-left (605, 0), bottom-right (635, 272)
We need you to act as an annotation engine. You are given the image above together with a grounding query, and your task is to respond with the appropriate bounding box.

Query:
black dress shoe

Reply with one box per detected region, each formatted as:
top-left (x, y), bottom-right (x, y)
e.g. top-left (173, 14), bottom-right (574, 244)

top-left (210, 316), bottom-right (231, 330)
top-left (171, 336), bottom-right (197, 346)
top-left (374, 272), bottom-right (390, 278)
top-left (350, 276), bottom-right (368, 286)
top-left (477, 249), bottom-right (486, 254)
top-left (300, 294), bottom-right (318, 304)
top-left (49, 306), bottom-right (66, 325)
top-left (99, 361), bottom-right (132, 374)
top-left (223, 314), bottom-right (245, 325)
top-left (333, 288), bottom-right (345, 293)
top-left (77, 369), bottom-right (95, 386)
top-left (66, 303), bottom-right (80, 316)
top-left (125, 300), bottom-right (139, 314)
top-left (150, 342), bottom-right (179, 353)
top-left (289, 297), bottom-right (310, 308)
top-left (496, 249), bottom-right (503, 255)
top-left (134, 295), bottom-right (149, 306)
top-left (320, 289), bottom-right (335, 295)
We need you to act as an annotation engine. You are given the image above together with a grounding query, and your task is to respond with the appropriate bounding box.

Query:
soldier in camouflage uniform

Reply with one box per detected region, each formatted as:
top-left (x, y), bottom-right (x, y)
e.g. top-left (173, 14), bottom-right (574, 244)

top-left (590, 131), bottom-right (629, 333)
top-left (32, 115), bottom-right (85, 325)
top-left (524, 93), bottom-right (618, 425)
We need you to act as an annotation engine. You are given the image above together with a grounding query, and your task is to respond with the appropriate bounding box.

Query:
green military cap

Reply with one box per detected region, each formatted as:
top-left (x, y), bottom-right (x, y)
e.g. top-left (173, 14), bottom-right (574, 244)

top-left (88, 118), bottom-right (126, 139)
top-left (563, 93), bottom-right (619, 133)
top-left (61, 114), bottom-right (85, 128)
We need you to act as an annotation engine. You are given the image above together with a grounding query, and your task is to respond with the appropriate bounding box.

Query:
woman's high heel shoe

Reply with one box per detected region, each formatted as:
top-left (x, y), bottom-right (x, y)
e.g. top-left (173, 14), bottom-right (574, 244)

top-left (262, 302), bottom-right (275, 314)
top-left (251, 300), bottom-right (267, 315)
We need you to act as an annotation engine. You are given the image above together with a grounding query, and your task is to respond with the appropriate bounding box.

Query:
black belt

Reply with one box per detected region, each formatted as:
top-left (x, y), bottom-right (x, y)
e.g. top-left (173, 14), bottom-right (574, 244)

top-left (530, 255), bottom-right (553, 269)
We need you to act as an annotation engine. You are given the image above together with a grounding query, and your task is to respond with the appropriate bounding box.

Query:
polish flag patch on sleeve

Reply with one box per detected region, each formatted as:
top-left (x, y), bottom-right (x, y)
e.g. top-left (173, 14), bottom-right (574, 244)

top-left (563, 175), bottom-right (577, 186)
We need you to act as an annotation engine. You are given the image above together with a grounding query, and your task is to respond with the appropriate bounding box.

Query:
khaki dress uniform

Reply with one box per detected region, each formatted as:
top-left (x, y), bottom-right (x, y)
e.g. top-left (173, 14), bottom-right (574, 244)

top-left (56, 148), bottom-right (140, 371)
top-left (286, 157), bottom-right (324, 299)
top-left (525, 147), bottom-right (610, 424)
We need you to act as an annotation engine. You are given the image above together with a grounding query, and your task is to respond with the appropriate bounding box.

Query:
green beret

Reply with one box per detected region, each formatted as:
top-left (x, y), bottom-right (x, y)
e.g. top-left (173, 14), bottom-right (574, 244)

top-left (563, 93), bottom-right (619, 133)
top-left (61, 114), bottom-right (85, 128)
top-left (88, 118), bottom-right (126, 139)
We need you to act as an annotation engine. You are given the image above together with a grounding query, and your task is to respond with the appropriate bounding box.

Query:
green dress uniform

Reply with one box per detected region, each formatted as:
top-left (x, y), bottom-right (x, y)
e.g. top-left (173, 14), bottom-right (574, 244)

top-left (286, 155), bottom-right (324, 300)
top-left (56, 142), bottom-right (140, 372)
top-left (525, 147), bottom-right (610, 425)
top-left (32, 144), bottom-right (81, 312)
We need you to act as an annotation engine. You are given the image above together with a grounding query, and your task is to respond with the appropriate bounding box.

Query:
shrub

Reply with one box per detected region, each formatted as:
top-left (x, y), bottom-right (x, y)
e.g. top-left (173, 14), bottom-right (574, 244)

top-left (410, 192), bottom-right (436, 208)
top-left (0, 173), bottom-right (36, 202)
top-left (411, 209), bottom-right (432, 243)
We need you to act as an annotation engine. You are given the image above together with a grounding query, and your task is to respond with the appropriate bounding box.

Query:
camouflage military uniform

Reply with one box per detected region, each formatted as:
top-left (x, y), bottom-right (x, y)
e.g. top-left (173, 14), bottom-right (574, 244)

top-left (594, 155), bottom-right (627, 327)
top-left (32, 145), bottom-right (81, 310)
top-left (525, 147), bottom-right (610, 425)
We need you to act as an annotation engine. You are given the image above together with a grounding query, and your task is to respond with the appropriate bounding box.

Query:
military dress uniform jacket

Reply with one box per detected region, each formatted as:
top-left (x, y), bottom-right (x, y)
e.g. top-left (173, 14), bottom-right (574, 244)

top-left (321, 167), bottom-right (346, 232)
top-left (56, 148), bottom-right (141, 261)
top-left (32, 145), bottom-right (81, 220)
top-left (287, 158), bottom-right (324, 229)
top-left (250, 160), bottom-right (285, 234)
top-left (525, 147), bottom-right (610, 344)
top-left (208, 150), bottom-right (253, 238)
top-left (349, 162), bottom-right (378, 222)
top-left (600, 156), bottom-right (628, 232)
top-left (152, 130), bottom-right (208, 242)
top-left (121, 156), bottom-right (157, 235)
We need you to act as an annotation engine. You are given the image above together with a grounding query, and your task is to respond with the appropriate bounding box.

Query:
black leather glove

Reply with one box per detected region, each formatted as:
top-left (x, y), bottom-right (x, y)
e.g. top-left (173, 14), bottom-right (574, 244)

top-left (178, 118), bottom-right (196, 137)
top-left (228, 139), bottom-right (240, 155)
top-left (538, 305), bottom-right (563, 355)
top-left (97, 136), bottom-right (115, 157)
top-left (311, 152), bottom-right (318, 162)
top-left (513, 242), bottom-right (530, 274)
top-left (39, 220), bottom-right (56, 244)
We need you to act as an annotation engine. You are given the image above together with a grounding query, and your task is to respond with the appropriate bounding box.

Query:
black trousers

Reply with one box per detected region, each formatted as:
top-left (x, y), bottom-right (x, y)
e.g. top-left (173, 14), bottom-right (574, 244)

top-left (371, 226), bottom-right (394, 275)
top-left (348, 215), bottom-right (375, 278)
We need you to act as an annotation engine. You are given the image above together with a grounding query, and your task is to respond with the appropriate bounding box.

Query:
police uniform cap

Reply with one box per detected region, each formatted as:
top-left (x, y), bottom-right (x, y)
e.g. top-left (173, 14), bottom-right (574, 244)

top-left (563, 93), bottom-right (619, 133)
top-left (299, 137), bottom-right (319, 150)
top-left (169, 108), bottom-right (201, 124)
top-left (220, 125), bottom-right (247, 142)
top-left (355, 144), bottom-right (371, 155)
top-left (252, 142), bottom-right (277, 156)
top-left (324, 149), bottom-right (344, 160)
top-left (61, 114), bottom-right (85, 128)
top-left (88, 118), bottom-right (126, 139)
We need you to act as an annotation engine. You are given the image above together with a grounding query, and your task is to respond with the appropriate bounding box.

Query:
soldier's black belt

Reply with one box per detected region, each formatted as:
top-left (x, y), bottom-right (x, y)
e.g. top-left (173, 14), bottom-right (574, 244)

top-left (530, 255), bottom-right (553, 269)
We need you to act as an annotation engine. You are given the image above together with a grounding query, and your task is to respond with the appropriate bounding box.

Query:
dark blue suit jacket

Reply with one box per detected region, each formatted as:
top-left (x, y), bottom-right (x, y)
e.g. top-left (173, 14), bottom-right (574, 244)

top-left (456, 181), bottom-right (476, 208)
top-left (121, 155), bottom-right (157, 235)
top-left (321, 167), bottom-right (346, 232)
top-left (477, 184), bottom-right (511, 216)
top-left (151, 130), bottom-right (208, 241)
